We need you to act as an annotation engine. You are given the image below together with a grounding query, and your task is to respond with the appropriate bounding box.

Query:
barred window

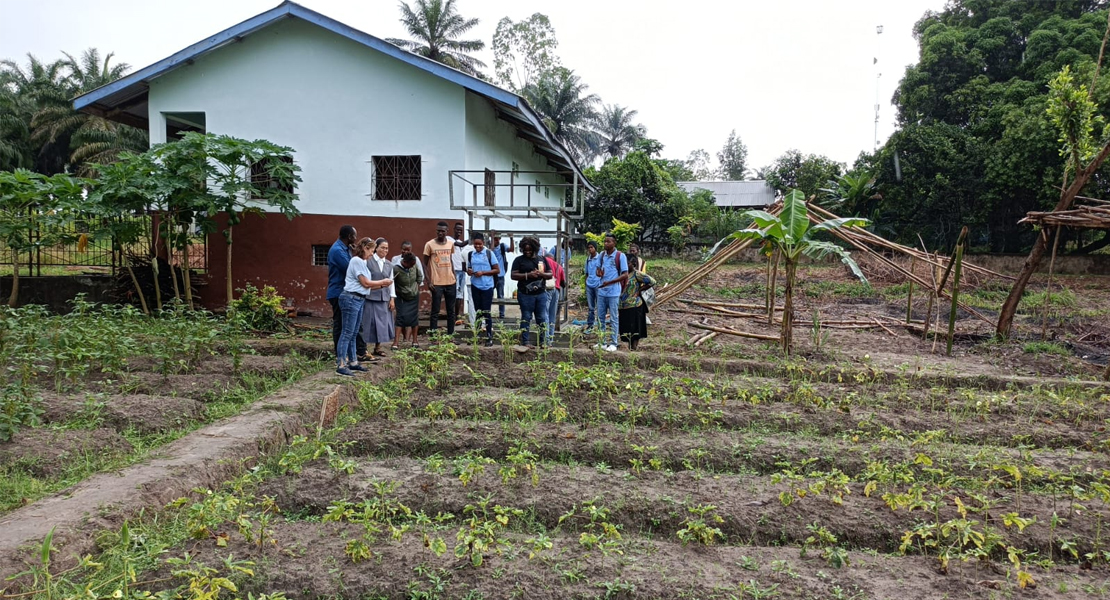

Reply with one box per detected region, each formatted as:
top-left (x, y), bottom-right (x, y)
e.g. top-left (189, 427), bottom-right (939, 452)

top-left (250, 156), bottom-right (294, 198)
top-left (311, 245), bottom-right (330, 266)
top-left (372, 155), bottom-right (422, 201)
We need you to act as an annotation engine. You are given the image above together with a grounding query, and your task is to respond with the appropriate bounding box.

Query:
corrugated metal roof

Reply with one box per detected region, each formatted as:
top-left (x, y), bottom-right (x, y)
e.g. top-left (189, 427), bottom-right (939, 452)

top-left (677, 180), bottom-right (776, 208)
top-left (72, 0), bottom-right (593, 191)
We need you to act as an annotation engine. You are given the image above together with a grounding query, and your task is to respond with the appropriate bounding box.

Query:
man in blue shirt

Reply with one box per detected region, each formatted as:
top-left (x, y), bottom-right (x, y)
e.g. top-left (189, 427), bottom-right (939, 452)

top-left (595, 234), bottom-right (628, 352)
top-left (490, 232), bottom-right (513, 319)
top-left (327, 225), bottom-right (366, 359)
top-left (583, 241), bottom-right (602, 331)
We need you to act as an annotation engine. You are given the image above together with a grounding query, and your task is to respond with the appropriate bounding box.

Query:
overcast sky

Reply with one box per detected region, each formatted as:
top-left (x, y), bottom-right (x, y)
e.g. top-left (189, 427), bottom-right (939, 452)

top-left (0, 0), bottom-right (946, 173)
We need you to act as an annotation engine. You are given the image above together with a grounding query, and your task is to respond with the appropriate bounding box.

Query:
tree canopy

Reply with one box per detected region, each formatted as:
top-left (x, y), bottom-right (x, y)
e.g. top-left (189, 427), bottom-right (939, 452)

top-left (865, 0), bottom-right (1110, 252)
top-left (386, 0), bottom-right (486, 78)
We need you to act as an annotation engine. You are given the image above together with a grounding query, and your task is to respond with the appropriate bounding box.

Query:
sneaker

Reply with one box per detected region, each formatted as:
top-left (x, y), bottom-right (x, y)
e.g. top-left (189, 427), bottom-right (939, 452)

top-left (484, 339), bottom-right (494, 347)
top-left (335, 367), bottom-right (355, 377)
top-left (605, 344), bottom-right (617, 352)
top-left (349, 364), bottom-right (370, 372)
top-left (593, 343), bottom-right (603, 349)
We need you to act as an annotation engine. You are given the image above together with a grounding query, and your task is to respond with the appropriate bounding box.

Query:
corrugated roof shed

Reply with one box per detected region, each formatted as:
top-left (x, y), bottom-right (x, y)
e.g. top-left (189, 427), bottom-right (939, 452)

top-left (677, 180), bottom-right (776, 208)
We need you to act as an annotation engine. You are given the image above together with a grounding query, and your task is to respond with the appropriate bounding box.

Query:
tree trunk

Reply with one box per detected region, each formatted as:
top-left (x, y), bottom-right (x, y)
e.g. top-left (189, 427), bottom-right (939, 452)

top-left (781, 257), bottom-right (796, 356)
top-left (183, 248), bottom-right (194, 311)
top-left (126, 258), bottom-right (150, 315)
top-left (997, 142), bottom-right (1110, 338)
top-left (767, 249), bottom-right (780, 325)
top-left (7, 249), bottom-right (20, 308)
top-left (226, 225), bottom-right (234, 306)
top-left (164, 217), bottom-right (180, 303)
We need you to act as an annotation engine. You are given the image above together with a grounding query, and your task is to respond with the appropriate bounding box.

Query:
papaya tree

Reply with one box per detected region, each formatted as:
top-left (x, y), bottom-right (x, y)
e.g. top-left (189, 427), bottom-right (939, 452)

top-left (0, 169), bottom-right (86, 307)
top-left (726, 189), bottom-right (868, 355)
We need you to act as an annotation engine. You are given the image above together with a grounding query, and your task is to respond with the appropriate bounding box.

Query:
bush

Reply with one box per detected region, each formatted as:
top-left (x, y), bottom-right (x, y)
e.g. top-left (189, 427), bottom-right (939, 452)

top-left (228, 284), bottom-right (291, 333)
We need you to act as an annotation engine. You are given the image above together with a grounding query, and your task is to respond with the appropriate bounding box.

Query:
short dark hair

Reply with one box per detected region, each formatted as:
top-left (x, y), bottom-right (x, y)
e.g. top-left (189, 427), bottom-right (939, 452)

top-left (586, 240), bottom-right (598, 250)
top-left (401, 240), bottom-right (412, 248)
top-left (627, 254), bottom-right (640, 270)
top-left (520, 236), bottom-right (540, 252)
top-left (339, 225), bottom-right (356, 239)
top-left (604, 233), bottom-right (616, 241)
top-left (437, 221), bottom-right (448, 228)
top-left (375, 237), bottom-right (387, 246)
top-left (471, 232), bottom-right (485, 242)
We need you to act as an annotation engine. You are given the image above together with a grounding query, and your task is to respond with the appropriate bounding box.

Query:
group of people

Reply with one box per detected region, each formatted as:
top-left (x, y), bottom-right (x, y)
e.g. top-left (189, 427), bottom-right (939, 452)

top-left (326, 222), bottom-right (656, 375)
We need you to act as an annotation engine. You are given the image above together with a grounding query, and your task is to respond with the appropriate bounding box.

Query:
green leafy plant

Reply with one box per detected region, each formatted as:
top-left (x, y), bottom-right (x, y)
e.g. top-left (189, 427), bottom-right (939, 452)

top-left (227, 284), bottom-right (291, 333)
top-left (723, 189), bottom-right (868, 354)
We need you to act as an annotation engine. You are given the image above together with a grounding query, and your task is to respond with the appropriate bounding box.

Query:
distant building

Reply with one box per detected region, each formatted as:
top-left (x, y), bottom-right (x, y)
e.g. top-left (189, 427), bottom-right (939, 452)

top-left (677, 180), bottom-right (776, 209)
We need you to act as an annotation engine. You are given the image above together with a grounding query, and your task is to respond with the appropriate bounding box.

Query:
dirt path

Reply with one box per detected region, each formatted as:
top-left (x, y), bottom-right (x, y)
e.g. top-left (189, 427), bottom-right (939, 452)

top-left (0, 370), bottom-right (358, 581)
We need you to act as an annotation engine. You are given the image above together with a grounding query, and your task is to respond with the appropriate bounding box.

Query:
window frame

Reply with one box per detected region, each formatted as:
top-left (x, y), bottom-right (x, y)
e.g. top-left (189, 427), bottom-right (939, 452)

top-left (370, 155), bottom-right (423, 201)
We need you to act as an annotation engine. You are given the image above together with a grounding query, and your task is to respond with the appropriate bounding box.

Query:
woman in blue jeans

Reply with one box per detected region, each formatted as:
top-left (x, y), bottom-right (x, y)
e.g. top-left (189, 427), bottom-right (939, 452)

top-left (337, 238), bottom-right (383, 376)
top-left (510, 237), bottom-right (551, 348)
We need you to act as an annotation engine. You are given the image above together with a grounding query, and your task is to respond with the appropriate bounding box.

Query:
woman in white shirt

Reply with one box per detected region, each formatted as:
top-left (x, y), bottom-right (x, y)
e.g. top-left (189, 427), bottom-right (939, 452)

top-left (337, 238), bottom-right (386, 376)
top-left (361, 237), bottom-right (396, 357)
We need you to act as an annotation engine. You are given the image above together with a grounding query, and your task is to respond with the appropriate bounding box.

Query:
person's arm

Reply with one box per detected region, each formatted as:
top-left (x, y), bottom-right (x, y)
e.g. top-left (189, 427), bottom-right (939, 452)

top-left (422, 244), bottom-right (432, 281)
top-left (641, 273), bottom-right (657, 290)
top-left (510, 258), bottom-right (526, 282)
top-left (489, 263), bottom-right (501, 277)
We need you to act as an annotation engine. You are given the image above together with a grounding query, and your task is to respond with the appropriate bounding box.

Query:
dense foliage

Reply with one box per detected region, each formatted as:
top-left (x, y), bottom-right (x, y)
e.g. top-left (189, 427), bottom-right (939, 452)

top-left (865, 0), bottom-right (1110, 252)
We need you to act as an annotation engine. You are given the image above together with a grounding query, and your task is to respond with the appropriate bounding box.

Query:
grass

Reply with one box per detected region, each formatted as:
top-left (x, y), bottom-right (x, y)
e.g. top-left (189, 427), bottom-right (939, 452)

top-left (1021, 341), bottom-right (1071, 357)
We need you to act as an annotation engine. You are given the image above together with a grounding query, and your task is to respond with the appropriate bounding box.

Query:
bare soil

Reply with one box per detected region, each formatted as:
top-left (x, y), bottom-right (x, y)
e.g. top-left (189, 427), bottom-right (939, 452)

top-left (0, 428), bottom-right (132, 477)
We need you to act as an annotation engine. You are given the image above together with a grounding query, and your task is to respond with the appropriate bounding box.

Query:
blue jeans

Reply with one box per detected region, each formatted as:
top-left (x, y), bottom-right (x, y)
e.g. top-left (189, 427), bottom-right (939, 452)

top-left (494, 276), bottom-right (506, 318)
top-left (585, 286), bottom-right (599, 328)
top-left (518, 292), bottom-right (546, 346)
top-left (337, 291), bottom-right (365, 367)
top-left (546, 288), bottom-right (559, 340)
top-left (455, 269), bottom-right (466, 297)
top-left (597, 294), bottom-right (620, 347)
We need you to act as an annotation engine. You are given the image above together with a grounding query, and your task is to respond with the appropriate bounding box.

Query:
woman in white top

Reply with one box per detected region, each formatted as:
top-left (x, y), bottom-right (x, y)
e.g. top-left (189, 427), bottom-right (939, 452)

top-left (361, 237), bottom-right (396, 356)
top-left (337, 238), bottom-right (387, 376)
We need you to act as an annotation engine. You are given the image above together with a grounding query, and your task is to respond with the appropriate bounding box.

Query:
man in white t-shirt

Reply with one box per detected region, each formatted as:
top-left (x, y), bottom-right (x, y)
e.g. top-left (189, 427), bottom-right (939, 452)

top-left (451, 221), bottom-right (468, 324)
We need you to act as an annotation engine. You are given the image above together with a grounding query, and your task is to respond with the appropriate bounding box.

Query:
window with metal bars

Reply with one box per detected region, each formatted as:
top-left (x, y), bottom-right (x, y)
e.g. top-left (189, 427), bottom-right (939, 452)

top-left (372, 155), bottom-right (422, 201)
top-left (311, 245), bottom-right (330, 266)
top-left (250, 156), bottom-right (294, 198)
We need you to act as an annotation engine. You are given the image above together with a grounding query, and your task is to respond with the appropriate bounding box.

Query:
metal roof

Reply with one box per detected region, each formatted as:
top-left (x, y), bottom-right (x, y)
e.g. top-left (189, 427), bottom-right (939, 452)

top-left (72, 0), bottom-right (593, 191)
top-left (676, 180), bottom-right (776, 208)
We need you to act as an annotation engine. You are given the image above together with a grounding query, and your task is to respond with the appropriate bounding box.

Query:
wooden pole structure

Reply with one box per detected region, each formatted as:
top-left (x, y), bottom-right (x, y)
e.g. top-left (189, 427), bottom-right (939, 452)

top-left (906, 256), bottom-right (916, 324)
top-left (946, 228), bottom-right (967, 356)
top-left (1041, 225), bottom-right (1062, 341)
top-left (688, 321), bottom-right (780, 342)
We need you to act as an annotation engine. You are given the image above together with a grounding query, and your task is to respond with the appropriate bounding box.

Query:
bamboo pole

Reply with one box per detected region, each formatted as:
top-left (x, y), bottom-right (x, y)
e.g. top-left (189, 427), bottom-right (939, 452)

top-left (690, 300), bottom-right (782, 311)
top-left (688, 321), bottom-right (781, 342)
top-left (1041, 225), bottom-right (1062, 341)
top-left (946, 231), bottom-right (966, 356)
top-left (906, 256), bottom-right (916, 324)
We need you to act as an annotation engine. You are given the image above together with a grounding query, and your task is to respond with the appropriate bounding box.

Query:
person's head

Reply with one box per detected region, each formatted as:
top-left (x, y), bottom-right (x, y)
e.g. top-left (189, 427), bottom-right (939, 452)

top-left (339, 225), bottom-right (357, 246)
top-left (454, 222), bottom-right (464, 237)
top-left (436, 221), bottom-right (448, 242)
top-left (491, 231), bottom-right (501, 244)
top-left (629, 243), bottom-right (640, 256)
top-left (375, 237), bottom-right (389, 257)
top-left (401, 252), bottom-right (416, 268)
top-left (471, 232), bottom-right (485, 252)
top-left (400, 240), bottom-right (413, 254)
top-left (520, 236), bottom-right (540, 257)
top-left (627, 254), bottom-right (640, 271)
top-left (603, 234), bottom-right (616, 252)
top-left (354, 237), bottom-right (376, 259)
top-left (586, 240), bottom-right (598, 257)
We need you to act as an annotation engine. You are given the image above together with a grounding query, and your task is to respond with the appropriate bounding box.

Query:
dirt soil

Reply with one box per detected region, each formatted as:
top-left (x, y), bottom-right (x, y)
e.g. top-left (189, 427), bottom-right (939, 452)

top-left (0, 428), bottom-right (132, 477)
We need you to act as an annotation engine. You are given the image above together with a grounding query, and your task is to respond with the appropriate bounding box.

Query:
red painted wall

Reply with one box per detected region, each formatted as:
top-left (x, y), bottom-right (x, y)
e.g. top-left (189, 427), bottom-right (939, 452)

top-left (198, 212), bottom-right (448, 315)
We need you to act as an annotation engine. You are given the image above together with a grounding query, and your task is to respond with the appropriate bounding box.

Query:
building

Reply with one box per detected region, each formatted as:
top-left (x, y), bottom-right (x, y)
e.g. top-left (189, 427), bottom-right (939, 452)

top-left (676, 180), bottom-right (776, 209)
top-left (74, 1), bottom-right (590, 314)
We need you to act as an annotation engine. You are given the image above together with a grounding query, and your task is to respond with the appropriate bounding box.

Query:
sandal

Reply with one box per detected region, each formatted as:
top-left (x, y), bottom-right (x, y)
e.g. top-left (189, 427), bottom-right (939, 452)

top-left (412, 343), bottom-right (420, 349)
top-left (372, 349), bottom-right (387, 357)
top-left (390, 345), bottom-right (400, 351)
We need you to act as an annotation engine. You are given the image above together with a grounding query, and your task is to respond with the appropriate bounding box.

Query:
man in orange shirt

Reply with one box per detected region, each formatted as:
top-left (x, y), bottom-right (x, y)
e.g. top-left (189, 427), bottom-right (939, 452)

top-left (423, 221), bottom-right (458, 335)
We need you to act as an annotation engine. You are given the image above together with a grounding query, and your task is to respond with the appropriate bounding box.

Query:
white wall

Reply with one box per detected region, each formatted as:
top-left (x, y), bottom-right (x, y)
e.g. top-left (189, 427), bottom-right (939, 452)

top-left (461, 92), bottom-right (569, 251)
top-left (148, 18), bottom-right (467, 219)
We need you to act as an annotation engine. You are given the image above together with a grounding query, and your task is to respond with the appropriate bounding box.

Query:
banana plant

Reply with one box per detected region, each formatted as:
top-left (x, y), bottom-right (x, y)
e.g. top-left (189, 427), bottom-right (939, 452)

top-left (726, 189), bottom-right (869, 355)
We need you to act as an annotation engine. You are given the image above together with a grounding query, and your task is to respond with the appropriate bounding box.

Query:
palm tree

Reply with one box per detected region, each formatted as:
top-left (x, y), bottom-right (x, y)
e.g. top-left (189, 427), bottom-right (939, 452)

top-left (386, 0), bottom-right (487, 78)
top-left (521, 67), bottom-right (599, 164)
top-left (595, 104), bottom-right (645, 159)
top-left (30, 49), bottom-right (148, 176)
top-left (0, 55), bottom-right (71, 173)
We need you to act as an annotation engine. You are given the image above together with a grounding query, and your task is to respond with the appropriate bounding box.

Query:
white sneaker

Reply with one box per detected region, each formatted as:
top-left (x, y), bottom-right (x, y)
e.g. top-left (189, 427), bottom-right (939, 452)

top-left (605, 344), bottom-right (617, 352)
top-left (593, 343), bottom-right (603, 349)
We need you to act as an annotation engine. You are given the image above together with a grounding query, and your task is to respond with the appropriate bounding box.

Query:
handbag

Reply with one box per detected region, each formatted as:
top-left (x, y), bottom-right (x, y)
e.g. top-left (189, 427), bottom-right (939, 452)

top-left (523, 278), bottom-right (545, 295)
top-left (641, 286), bottom-right (656, 308)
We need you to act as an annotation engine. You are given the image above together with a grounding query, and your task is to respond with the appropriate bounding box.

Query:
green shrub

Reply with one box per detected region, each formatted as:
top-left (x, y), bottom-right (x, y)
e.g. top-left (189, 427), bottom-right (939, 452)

top-left (228, 284), bottom-right (290, 333)
top-left (1021, 341), bottom-right (1070, 357)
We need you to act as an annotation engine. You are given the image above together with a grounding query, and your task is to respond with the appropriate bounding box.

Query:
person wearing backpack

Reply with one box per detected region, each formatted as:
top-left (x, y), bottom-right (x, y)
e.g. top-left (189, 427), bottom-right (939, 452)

top-left (510, 236), bottom-right (551, 348)
top-left (466, 232), bottom-right (500, 346)
top-left (595, 233), bottom-right (629, 352)
top-left (543, 250), bottom-right (566, 342)
top-left (490, 232), bottom-right (513, 320)
top-left (583, 241), bottom-right (602, 331)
